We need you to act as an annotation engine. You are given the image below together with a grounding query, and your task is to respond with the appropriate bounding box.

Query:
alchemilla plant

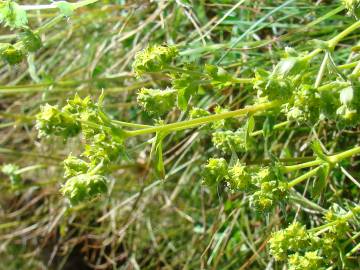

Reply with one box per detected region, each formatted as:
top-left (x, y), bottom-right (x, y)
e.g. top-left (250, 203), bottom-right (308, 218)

top-left (1, 0), bottom-right (360, 269)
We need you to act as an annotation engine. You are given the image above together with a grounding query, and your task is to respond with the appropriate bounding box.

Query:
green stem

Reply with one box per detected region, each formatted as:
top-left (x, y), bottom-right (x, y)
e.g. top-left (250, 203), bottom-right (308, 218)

top-left (232, 77), bottom-right (254, 84)
top-left (250, 121), bottom-right (290, 137)
top-left (328, 20), bottom-right (360, 49)
top-left (284, 159), bottom-right (323, 173)
top-left (314, 53), bottom-right (329, 88)
top-left (111, 119), bottom-right (151, 129)
top-left (163, 66), bottom-right (203, 76)
top-left (328, 146), bottom-right (360, 163)
top-left (125, 101), bottom-right (281, 137)
top-left (16, 164), bottom-right (46, 174)
top-left (309, 205), bottom-right (360, 234)
top-left (288, 167), bottom-right (320, 188)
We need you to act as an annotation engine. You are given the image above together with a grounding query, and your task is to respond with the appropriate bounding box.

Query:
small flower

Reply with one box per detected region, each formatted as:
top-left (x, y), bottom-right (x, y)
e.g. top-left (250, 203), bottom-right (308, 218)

top-left (36, 104), bottom-right (81, 138)
top-left (63, 155), bottom-right (90, 178)
top-left (212, 129), bottom-right (247, 153)
top-left (137, 88), bottom-right (176, 116)
top-left (250, 167), bottom-right (288, 212)
top-left (60, 173), bottom-right (108, 206)
top-left (132, 44), bottom-right (178, 77)
top-left (269, 222), bottom-right (312, 261)
top-left (288, 251), bottom-right (323, 270)
top-left (0, 43), bottom-right (24, 65)
top-left (228, 162), bottom-right (251, 191)
top-left (202, 158), bottom-right (228, 186)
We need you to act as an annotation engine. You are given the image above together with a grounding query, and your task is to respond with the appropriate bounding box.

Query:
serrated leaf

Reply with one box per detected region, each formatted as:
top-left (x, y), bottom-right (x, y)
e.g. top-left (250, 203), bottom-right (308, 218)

top-left (312, 163), bottom-right (329, 198)
top-left (56, 1), bottom-right (74, 17)
top-left (0, 1), bottom-right (28, 29)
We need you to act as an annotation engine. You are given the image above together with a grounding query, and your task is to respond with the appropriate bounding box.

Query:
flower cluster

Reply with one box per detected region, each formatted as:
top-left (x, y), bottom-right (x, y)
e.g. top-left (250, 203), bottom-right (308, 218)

top-left (250, 166), bottom-right (288, 212)
top-left (0, 29), bottom-right (42, 65)
top-left (137, 87), bottom-right (176, 116)
top-left (36, 94), bottom-right (126, 205)
top-left (283, 84), bottom-right (320, 124)
top-left (60, 173), bottom-right (107, 206)
top-left (212, 128), bottom-right (248, 153)
top-left (202, 159), bottom-right (288, 212)
top-left (36, 104), bottom-right (81, 138)
top-left (132, 44), bottom-right (178, 77)
top-left (0, 43), bottom-right (24, 65)
top-left (269, 205), bottom-right (357, 270)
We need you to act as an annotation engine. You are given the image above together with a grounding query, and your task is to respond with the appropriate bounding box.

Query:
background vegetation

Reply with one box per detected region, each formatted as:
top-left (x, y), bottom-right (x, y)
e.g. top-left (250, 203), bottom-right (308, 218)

top-left (0, 1), bottom-right (359, 269)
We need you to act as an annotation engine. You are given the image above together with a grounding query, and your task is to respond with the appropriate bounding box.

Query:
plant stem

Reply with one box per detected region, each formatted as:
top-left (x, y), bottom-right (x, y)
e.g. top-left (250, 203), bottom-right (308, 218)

top-left (288, 167), bottom-right (320, 188)
top-left (328, 20), bottom-right (360, 49)
top-left (284, 159), bottom-right (323, 173)
top-left (309, 205), bottom-right (360, 234)
top-left (314, 53), bottom-right (329, 88)
top-left (250, 121), bottom-right (290, 137)
top-left (328, 146), bottom-right (360, 163)
top-left (125, 101), bottom-right (281, 137)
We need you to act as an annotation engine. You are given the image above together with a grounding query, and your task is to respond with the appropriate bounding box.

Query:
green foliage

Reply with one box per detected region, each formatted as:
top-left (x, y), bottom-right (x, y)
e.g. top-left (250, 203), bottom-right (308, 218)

top-left (56, 1), bottom-right (74, 17)
top-left (227, 162), bottom-right (251, 191)
top-left (0, 43), bottom-right (24, 65)
top-left (1, 163), bottom-right (21, 186)
top-left (250, 166), bottom-right (288, 212)
top-left (60, 173), bottom-right (108, 205)
top-left (342, 0), bottom-right (360, 17)
top-left (288, 251), bottom-right (323, 270)
top-left (132, 44), bottom-right (178, 77)
top-left (211, 128), bottom-right (248, 153)
top-left (283, 84), bottom-right (320, 124)
top-left (269, 222), bottom-right (313, 261)
top-left (202, 158), bottom-right (228, 186)
top-left (36, 104), bottom-right (81, 138)
top-left (19, 29), bottom-right (42, 52)
top-left (137, 88), bottom-right (176, 116)
top-left (0, 0), bottom-right (27, 29)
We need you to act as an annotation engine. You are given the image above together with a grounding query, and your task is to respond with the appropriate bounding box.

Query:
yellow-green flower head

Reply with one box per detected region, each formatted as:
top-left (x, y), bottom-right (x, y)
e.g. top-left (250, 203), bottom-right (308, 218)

top-left (287, 251), bottom-right (323, 270)
top-left (0, 43), bottom-right (24, 65)
top-left (60, 173), bottom-right (108, 206)
top-left (212, 129), bottom-right (247, 153)
top-left (63, 155), bottom-right (90, 178)
top-left (36, 104), bottom-right (81, 138)
top-left (202, 158), bottom-right (228, 186)
top-left (251, 166), bottom-right (288, 212)
top-left (132, 44), bottom-right (178, 77)
top-left (137, 88), bottom-right (176, 116)
top-left (228, 162), bottom-right (251, 191)
top-left (269, 222), bottom-right (312, 261)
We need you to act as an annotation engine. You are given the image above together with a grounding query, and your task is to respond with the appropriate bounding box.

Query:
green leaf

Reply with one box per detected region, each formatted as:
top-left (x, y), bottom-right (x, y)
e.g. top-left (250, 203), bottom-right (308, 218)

top-left (151, 131), bottom-right (168, 179)
top-left (56, 1), bottom-right (74, 17)
top-left (0, 0), bottom-right (28, 29)
top-left (311, 140), bottom-right (329, 162)
top-left (262, 116), bottom-right (275, 138)
top-left (244, 115), bottom-right (255, 150)
top-left (312, 163), bottom-right (329, 199)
